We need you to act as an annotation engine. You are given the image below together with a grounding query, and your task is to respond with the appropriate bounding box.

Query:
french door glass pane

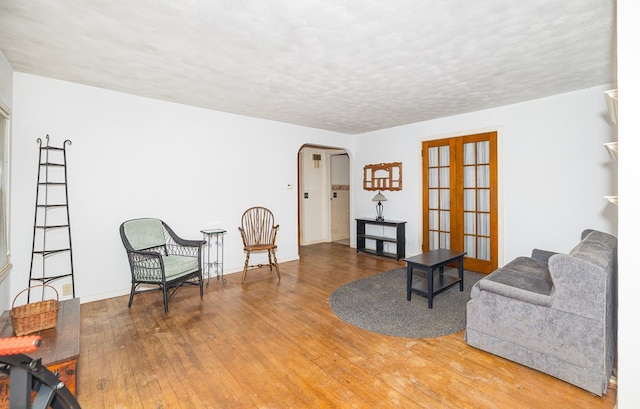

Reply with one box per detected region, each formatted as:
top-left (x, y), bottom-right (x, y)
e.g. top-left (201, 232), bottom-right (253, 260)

top-left (463, 143), bottom-right (475, 165)
top-left (429, 210), bottom-right (439, 229)
top-left (440, 232), bottom-right (450, 249)
top-left (439, 189), bottom-right (450, 210)
top-left (477, 141), bottom-right (490, 164)
top-left (440, 210), bottom-right (450, 231)
top-left (430, 231), bottom-right (438, 250)
top-left (478, 213), bottom-right (490, 235)
top-left (429, 189), bottom-right (439, 208)
top-left (439, 167), bottom-right (450, 188)
top-left (478, 189), bottom-right (490, 211)
top-left (464, 212), bottom-right (476, 234)
top-left (477, 165), bottom-right (490, 188)
top-left (464, 235), bottom-right (476, 258)
top-left (464, 189), bottom-right (476, 211)
top-left (464, 166), bottom-right (475, 188)
top-left (439, 146), bottom-right (450, 166)
top-left (478, 237), bottom-right (490, 260)
top-left (429, 147), bottom-right (439, 166)
top-left (429, 168), bottom-right (439, 187)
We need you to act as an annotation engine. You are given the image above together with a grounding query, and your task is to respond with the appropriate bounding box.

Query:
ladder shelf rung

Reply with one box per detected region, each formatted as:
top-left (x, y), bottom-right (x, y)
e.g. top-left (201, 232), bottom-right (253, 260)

top-left (34, 224), bottom-right (70, 229)
top-left (39, 162), bottom-right (65, 167)
top-left (30, 273), bottom-right (73, 283)
top-left (38, 182), bottom-right (67, 185)
top-left (32, 248), bottom-right (71, 256)
top-left (36, 204), bottom-right (68, 208)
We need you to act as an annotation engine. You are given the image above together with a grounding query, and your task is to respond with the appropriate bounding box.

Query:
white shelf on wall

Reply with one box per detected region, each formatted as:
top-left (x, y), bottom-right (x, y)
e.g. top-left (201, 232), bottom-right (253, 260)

top-left (604, 89), bottom-right (618, 205)
top-left (604, 142), bottom-right (618, 160)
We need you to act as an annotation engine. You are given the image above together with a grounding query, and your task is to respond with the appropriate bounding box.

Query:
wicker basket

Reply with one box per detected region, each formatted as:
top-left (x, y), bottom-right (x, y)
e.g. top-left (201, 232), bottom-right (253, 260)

top-left (10, 285), bottom-right (60, 336)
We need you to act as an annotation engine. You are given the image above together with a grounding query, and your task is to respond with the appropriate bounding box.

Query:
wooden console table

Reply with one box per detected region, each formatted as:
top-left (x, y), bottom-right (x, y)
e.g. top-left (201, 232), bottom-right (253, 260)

top-left (356, 218), bottom-right (406, 260)
top-left (0, 298), bottom-right (80, 406)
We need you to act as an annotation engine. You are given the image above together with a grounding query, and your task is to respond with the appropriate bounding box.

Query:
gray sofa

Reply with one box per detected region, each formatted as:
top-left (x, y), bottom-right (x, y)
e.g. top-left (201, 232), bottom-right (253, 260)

top-left (465, 229), bottom-right (617, 395)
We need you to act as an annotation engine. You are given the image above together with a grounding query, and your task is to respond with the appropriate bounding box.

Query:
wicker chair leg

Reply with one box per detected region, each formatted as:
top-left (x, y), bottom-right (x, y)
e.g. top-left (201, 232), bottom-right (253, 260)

top-left (163, 287), bottom-right (169, 314)
top-left (242, 251), bottom-right (251, 283)
top-left (128, 285), bottom-right (136, 307)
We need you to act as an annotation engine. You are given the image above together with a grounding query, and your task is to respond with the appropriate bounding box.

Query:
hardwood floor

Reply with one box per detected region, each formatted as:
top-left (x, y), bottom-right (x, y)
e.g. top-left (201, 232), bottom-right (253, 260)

top-left (78, 243), bottom-right (617, 408)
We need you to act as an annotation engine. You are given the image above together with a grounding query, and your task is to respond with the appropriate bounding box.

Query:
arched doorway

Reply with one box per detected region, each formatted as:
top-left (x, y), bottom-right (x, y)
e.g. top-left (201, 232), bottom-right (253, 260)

top-left (298, 145), bottom-right (351, 247)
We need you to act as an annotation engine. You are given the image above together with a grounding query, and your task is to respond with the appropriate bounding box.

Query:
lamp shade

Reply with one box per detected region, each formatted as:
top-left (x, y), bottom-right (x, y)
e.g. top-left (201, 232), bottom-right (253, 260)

top-left (372, 192), bottom-right (387, 202)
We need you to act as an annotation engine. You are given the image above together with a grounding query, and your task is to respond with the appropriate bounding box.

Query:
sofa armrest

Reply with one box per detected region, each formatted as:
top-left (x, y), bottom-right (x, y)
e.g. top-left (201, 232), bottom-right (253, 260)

top-left (531, 248), bottom-right (558, 263)
top-left (475, 278), bottom-right (553, 307)
top-left (548, 253), bottom-right (607, 319)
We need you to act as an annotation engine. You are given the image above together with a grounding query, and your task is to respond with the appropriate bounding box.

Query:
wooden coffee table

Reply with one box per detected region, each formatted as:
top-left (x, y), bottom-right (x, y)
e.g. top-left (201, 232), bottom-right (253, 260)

top-left (405, 249), bottom-right (466, 308)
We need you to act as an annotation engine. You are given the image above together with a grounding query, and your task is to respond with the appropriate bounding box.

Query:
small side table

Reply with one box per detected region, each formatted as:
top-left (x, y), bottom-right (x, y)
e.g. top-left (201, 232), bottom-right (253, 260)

top-left (405, 249), bottom-right (466, 308)
top-left (201, 228), bottom-right (227, 286)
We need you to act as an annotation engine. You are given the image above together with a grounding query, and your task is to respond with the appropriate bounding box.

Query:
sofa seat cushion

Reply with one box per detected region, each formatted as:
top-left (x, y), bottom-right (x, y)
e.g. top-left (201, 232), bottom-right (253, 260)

top-left (483, 256), bottom-right (553, 295)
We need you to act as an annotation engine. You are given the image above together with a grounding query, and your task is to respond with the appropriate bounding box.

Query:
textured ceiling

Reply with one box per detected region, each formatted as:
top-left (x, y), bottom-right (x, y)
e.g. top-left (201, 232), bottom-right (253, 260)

top-left (0, 0), bottom-right (616, 134)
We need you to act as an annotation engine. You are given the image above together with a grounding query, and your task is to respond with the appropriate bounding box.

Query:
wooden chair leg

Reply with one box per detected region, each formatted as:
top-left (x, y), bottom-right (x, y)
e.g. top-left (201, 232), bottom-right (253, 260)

top-left (271, 250), bottom-right (281, 281)
top-left (242, 251), bottom-right (251, 283)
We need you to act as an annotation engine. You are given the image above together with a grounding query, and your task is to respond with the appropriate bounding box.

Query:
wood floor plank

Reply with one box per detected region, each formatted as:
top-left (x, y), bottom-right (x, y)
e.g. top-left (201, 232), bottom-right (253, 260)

top-left (77, 242), bottom-right (617, 408)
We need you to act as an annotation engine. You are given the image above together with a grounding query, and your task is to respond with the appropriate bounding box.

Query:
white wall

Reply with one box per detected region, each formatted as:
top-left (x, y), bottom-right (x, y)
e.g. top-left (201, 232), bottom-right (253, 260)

top-left (353, 85), bottom-right (618, 264)
top-left (0, 51), bottom-right (12, 109)
top-left (616, 0), bottom-right (640, 406)
top-left (10, 73), bottom-right (353, 302)
top-left (0, 50), bottom-right (12, 311)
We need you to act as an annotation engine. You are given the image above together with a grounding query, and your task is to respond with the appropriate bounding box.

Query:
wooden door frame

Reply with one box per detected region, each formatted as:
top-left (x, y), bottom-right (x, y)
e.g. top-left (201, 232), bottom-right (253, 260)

top-left (422, 131), bottom-right (499, 274)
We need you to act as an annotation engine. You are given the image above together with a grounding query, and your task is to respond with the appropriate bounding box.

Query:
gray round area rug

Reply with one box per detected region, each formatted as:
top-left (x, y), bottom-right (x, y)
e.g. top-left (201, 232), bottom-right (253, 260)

top-left (329, 267), bottom-right (484, 338)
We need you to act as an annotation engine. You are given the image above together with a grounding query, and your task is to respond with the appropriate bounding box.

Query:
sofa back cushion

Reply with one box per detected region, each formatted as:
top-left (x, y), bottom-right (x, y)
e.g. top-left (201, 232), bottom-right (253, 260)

top-left (568, 230), bottom-right (617, 273)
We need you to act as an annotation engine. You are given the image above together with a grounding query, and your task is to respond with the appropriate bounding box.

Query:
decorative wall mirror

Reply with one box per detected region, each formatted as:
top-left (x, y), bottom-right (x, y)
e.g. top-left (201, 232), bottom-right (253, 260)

top-left (363, 162), bottom-right (402, 191)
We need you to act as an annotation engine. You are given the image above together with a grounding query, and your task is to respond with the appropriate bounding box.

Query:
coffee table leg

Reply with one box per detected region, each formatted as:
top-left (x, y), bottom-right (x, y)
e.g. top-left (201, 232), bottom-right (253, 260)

top-left (428, 267), bottom-right (434, 308)
top-left (458, 256), bottom-right (464, 291)
top-left (406, 264), bottom-right (413, 301)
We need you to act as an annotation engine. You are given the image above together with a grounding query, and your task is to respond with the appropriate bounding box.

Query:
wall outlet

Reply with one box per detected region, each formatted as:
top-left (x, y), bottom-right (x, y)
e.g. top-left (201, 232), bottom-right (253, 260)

top-left (62, 283), bottom-right (73, 296)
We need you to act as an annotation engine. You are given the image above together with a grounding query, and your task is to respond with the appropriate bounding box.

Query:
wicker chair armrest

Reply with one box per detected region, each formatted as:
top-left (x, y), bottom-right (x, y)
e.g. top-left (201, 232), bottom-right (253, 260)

top-left (127, 250), bottom-right (166, 281)
top-left (170, 236), bottom-right (205, 247)
top-left (181, 239), bottom-right (207, 247)
top-left (128, 249), bottom-right (162, 259)
top-left (166, 241), bottom-right (205, 257)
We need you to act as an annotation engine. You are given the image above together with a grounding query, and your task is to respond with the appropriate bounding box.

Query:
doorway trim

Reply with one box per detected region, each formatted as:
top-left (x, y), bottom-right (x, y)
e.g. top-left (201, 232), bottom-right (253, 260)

top-left (297, 144), bottom-right (352, 248)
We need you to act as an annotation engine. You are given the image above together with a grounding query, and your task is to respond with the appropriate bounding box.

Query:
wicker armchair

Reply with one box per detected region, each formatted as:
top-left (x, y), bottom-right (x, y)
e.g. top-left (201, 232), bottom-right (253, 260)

top-left (238, 207), bottom-right (280, 283)
top-left (119, 218), bottom-right (205, 313)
